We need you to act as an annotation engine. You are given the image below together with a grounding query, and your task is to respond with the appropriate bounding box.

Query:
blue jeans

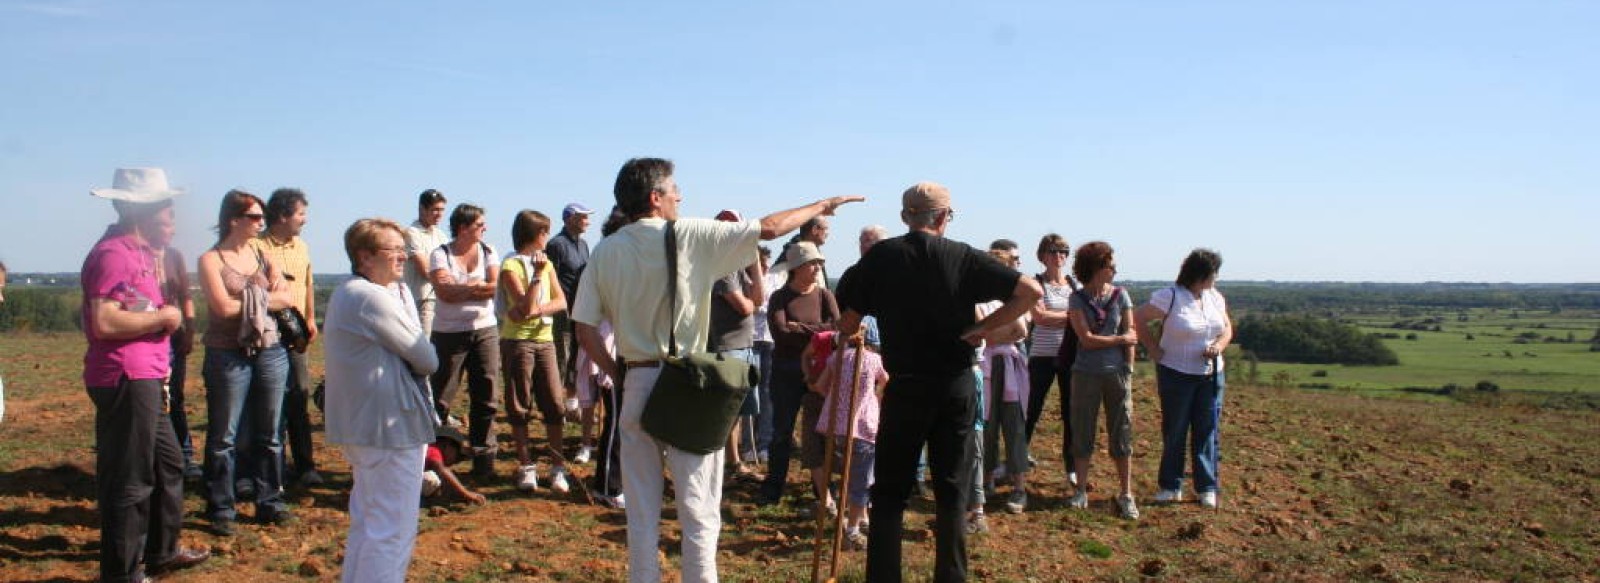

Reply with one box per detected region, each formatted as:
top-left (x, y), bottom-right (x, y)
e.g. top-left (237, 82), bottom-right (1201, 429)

top-left (202, 345), bottom-right (290, 521)
top-left (758, 358), bottom-right (806, 501)
top-left (752, 341), bottom-right (775, 455)
top-left (1156, 365), bottom-right (1225, 493)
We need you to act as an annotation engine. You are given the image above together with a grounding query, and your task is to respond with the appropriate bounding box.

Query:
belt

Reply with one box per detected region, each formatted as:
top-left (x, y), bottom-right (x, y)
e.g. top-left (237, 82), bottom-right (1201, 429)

top-left (624, 360), bottom-right (661, 369)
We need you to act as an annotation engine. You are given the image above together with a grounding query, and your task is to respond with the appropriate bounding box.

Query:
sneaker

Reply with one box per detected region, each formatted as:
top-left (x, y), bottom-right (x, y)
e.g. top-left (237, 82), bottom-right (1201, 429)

top-left (549, 466), bottom-right (572, 493)
top-left (1117, 494), bottom-right (1140, 520)
top-left (573, 445), bottom-right (594, 465)
top-left (1068, 489), bottom-right (1089, 509)
top-left (1155, 489), bottom-right (1183, 504)
top-left (297, 470), bottom-right (325, 487)
top-left (965, 511), bottom-right (989, 534)
top-left (1198, 491), bottom-right (1219, 509)
top-left (846, 528), bottom-right (868, 550)
top-left (258, 508), bottom-right (297, 526)
top-left (599, 493), bottom-right (626, 510)
top-left (1005, 490), bottom-right (1028, 514)
top-left (515, 465), bottom-right (540, 491)
top-left (209, 518), bottom-right (235, 537)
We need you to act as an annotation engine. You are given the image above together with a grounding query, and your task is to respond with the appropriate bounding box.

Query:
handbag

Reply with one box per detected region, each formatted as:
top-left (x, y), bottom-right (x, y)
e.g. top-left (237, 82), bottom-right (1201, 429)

top-left (639, 221), bottom-right (759, 455)
top-left (273, 306), bottom-right (310, 353)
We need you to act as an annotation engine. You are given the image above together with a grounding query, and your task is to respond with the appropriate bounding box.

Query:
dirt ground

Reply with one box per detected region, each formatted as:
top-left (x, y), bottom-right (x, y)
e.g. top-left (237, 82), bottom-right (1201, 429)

top-left (1, 332), bottom-right (1596, 582)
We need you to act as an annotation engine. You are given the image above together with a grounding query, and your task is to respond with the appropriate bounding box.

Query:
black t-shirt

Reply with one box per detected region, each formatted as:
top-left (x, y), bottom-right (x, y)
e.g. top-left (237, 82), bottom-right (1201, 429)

top-left (836, 231), bottom-right (1020, 377)
top-left (544, 230), bottom-right (589, 301)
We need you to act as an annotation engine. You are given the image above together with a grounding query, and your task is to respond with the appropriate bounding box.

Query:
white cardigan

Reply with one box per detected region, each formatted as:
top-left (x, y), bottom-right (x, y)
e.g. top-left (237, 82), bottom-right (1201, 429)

top-left (323, 278), bottom-right (440, 449)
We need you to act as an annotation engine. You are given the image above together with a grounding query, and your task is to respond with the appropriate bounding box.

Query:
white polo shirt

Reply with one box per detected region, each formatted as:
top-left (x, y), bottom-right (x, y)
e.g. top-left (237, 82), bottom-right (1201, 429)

top-left (573, 217), bottom-right (761, 362)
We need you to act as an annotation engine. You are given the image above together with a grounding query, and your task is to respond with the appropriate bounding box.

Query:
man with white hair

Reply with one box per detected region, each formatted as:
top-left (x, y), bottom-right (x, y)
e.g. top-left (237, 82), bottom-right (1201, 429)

top-left (81, 168), bottom-right (211, 582)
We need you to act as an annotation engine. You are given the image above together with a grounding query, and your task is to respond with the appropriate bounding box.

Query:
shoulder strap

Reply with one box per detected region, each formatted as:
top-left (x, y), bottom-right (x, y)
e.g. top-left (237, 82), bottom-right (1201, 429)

top-left (664, 221), bottom-right (679, 358)
top-left (1168, 285), bottom-right (1179, 315)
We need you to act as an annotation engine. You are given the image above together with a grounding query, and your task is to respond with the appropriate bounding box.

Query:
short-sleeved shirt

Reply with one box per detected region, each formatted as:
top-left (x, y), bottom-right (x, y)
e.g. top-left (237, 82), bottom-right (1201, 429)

top-left (429, 242), bottom-right (499, 333)
top-left (768, 284), bottom-right (839, 360)
top-left (1068, 287), bottom-right (1134, 373)
top-left (1148, 286), bottom-right (1230, 375)
top-left (544, 229), bottom-right (589, 302)
top-left (404, 221), bottom-right (451, 302)
top-left (572, 217), bottom-right (762, 362)
top-left (817, 346), bottom-right (884, 442)
top-left (499, 255), bottom-right (558, 342)
top-left (80, 225), bottom-right (171, 386)
top-left (249, 234), bottom-right (313, 315)
top-left (1027, 276), bottom-right (1077, 358)
top-left (835, 231), bottom-right (1021, 377)
top-left (708, 268), bottom-right (756, 352)
top-left (751, 270), bottom-right (786, 344)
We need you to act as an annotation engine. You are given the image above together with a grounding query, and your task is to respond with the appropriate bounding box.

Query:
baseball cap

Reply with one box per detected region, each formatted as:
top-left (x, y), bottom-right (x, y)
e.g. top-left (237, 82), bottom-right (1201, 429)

top-left (562, 203), bottom-right (595, 220)
top-left (901, 181), bottom-right (951, 213)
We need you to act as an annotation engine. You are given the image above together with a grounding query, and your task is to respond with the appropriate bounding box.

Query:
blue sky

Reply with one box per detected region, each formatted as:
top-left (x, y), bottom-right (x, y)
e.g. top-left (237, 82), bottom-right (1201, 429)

top-left (2, 1), bottom-right (1595, 282)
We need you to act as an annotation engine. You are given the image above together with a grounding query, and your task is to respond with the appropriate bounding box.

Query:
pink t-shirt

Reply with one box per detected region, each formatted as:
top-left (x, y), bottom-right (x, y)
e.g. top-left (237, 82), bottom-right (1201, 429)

top-left (816, 346), bottom-right (883, 443)
top-left (80, 225), bottom-right (171, 386)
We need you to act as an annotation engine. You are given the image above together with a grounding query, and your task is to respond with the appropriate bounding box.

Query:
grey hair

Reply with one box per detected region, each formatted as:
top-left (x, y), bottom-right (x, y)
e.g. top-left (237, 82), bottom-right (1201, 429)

top-left (903, 208), bottom-right (946, 229)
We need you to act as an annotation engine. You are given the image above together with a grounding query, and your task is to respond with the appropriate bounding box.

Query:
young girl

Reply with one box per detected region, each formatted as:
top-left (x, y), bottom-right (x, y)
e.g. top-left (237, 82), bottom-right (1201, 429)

top-left (813, 328), bottom-right (887, 549)
top-left (422, 427), bottom-right (487, 505)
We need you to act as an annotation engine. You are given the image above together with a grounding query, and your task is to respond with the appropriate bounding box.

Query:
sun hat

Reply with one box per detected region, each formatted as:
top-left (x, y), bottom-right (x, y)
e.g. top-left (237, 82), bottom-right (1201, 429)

top-left (90, 168), bottom-right (184, 203)
top-left (435, 425), bottom-right (468, 449)
top-left (772, 241), bottom-right (825, 273)
top-left (562, 203), bottom-right (595, 220)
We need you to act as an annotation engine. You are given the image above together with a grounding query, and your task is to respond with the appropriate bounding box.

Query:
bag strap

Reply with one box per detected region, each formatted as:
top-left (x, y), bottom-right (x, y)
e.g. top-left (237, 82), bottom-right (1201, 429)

top-left (664, 220), bottom-right (680, 358)
top-left (1075, 287), bottom-right (1118, 334)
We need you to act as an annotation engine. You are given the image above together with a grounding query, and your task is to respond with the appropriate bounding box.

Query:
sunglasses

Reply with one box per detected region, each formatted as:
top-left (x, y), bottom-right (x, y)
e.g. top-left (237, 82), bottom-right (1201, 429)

top-left (240, 213), bottom-right (265, 221)
top-left (1046, 248), bottom-right (1070, 255)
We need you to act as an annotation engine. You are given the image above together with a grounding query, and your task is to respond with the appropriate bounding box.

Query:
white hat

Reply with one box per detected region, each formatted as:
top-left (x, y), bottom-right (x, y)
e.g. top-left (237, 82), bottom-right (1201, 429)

top-left (773, 241), bottom-right (826, 273)
top-left (90, 168), bottom-right (184, 203)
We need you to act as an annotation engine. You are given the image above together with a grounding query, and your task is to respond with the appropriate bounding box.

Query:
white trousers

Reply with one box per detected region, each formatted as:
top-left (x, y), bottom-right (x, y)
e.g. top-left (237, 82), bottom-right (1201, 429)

top-left (620, 366), bottom-right (725, 583)
top-left (341, 444), bottom-right (425, 583)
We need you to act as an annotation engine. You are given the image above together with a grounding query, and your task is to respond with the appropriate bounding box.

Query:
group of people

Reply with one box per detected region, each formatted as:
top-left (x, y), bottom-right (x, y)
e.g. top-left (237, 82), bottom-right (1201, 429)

top-left (76, 162), bottom-right (1234, 583)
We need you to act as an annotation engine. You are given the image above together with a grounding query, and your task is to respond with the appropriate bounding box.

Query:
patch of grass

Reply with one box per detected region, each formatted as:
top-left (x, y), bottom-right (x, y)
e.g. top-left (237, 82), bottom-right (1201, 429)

top-left (1078, 539), bottom-right (1113, 559)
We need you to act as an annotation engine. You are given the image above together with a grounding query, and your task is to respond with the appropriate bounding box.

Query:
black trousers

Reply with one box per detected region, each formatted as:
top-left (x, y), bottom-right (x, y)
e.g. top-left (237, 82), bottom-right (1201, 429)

top-left (868, 371), bottom-right (978, 583)
top-left (88, 378), bottom-right (185, 583)
top-left (591, 382), bottom-right (624, 496)
top-left (281, 348), bottom-right (316, 476)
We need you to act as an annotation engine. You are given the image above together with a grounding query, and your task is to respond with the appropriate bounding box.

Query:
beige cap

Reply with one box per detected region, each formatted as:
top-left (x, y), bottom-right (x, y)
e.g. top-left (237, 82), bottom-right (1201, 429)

top-left (902, 181), bottom-right (951, 212)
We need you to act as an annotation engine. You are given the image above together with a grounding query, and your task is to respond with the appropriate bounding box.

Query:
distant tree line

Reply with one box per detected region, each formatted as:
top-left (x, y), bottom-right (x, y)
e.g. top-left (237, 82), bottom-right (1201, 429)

top-left (1235, 314), bottom-right (1400, 366)
top-left (0, 288), bottom-right (81, 332)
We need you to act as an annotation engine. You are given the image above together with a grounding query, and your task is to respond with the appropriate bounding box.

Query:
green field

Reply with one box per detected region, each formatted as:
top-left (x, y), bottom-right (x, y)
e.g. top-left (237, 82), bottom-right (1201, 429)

top-left (1241, 307), bottom-right (1600, 394)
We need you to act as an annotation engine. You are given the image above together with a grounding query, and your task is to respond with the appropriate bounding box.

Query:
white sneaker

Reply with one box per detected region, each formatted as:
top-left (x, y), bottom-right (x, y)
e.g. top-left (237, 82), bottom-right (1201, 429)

top-left (515, 465), bottom-right (540, 491)
top-left (1198, 491), bottom-right (1219, 509)
top-left (1118, 494), bottom-right (1141, 520)
top-left (573, 445), bottom-right (593, 465)
top-left (1155, 489), bottom-right (1183, 503)
top-left (600, 493), bottom-right (626, 510)
top-left (549, 467), bottom-right (571, 493)
top-left (1068, 489), bottom-right (1088, 509)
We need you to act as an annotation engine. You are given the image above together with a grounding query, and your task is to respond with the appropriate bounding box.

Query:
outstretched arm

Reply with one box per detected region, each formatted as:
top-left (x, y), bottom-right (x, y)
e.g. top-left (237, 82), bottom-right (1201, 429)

top-left (758, 196), bottom-right (866, 240)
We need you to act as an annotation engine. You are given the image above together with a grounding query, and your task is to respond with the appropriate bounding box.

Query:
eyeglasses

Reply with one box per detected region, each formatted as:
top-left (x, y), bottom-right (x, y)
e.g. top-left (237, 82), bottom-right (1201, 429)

top-left (240, 213), bottom-right (265, 222)
top-left (1046, 248), bottom-right (1070, 255)
top-left (945, 208), bottom-right (957, 222)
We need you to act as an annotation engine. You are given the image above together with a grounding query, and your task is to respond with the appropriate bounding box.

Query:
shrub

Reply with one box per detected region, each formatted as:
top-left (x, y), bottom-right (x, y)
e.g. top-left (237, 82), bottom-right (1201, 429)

top-left (1236, 315), bottom-right (1400, 365)
top-left (1311, 369), bottom-right (1329, 378)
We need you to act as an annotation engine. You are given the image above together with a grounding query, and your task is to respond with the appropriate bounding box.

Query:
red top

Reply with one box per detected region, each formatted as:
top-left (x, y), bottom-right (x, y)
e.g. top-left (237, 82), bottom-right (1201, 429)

top-left (424, 443), bottom-right (444, 467)
top-left (80, 225), bottom-right (170, 387)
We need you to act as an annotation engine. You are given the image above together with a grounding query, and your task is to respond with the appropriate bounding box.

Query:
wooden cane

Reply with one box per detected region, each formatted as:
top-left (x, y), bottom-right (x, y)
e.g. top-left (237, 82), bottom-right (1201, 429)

top-left (828, 334), bottom-right (870, 581)
top-left (811, 339), bottom-right (854, 583)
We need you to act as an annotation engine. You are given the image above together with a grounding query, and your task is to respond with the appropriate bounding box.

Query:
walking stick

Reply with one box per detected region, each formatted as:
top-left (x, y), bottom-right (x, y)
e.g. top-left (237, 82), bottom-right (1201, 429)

top-left (811, 339), bottom-right (857, 583)
top-left (828, 334), bottom-right (870, 581)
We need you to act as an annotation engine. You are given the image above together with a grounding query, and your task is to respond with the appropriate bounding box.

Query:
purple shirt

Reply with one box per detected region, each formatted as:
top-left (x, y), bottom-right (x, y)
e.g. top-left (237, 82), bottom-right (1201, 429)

top-left (81, 225), bottom-right (171, 387)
